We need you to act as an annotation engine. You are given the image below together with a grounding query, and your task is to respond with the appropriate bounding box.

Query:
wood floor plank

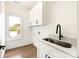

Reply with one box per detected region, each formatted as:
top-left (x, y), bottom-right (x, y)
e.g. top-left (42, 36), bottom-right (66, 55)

top-left (4, 44), bottom-right (37, 58)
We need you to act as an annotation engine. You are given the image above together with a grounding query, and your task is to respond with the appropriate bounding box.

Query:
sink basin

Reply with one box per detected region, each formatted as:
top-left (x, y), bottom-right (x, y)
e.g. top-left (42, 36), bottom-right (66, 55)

top-left (43, 38), bottom-right (72, 48)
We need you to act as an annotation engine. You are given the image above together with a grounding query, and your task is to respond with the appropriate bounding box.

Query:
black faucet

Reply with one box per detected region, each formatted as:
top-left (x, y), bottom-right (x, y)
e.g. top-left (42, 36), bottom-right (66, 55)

top-left (56, 24), bottom-right (63, 40)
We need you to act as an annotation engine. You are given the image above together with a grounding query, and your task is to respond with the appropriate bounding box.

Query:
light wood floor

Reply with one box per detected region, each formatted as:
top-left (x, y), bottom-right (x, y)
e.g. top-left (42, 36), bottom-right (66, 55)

top-left (4, 44), bottom-right (37, 58)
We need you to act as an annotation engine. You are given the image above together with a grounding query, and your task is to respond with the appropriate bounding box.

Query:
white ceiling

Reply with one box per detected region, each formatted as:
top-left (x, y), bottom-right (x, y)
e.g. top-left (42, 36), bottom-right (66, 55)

top-left (6, 1), bottom-right (38, 10)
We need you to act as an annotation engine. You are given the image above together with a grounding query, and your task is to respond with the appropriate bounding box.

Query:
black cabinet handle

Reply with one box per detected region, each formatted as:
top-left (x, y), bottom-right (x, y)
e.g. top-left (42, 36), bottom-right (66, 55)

top-left (45, 54), bottom-right (51, 58)
top-left (45, 54), bottom-right (47, 58)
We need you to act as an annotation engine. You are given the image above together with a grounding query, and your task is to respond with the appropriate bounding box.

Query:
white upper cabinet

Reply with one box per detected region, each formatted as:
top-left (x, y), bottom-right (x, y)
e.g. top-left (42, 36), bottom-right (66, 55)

top-left (28, 2), bottom-right (47, 26)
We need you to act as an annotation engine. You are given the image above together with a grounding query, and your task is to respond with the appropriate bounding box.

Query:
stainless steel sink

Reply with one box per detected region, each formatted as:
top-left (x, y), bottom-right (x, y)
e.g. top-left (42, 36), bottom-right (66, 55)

top-left (43, 38), bottom-right (72, 48)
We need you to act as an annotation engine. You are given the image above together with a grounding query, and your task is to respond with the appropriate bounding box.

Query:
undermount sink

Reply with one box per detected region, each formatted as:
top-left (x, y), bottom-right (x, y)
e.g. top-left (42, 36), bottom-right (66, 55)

top-left (43, 38), bottom-right (72, 48)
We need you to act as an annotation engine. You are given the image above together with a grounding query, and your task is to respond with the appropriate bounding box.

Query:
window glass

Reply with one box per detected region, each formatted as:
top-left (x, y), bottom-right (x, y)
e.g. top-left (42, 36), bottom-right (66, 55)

top-left (9, 16), bottom-right (21, 38)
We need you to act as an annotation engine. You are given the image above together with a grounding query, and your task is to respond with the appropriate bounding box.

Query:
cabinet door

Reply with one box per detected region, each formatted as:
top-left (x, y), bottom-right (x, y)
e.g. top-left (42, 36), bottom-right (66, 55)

top-left (28, 2), bottom-right (42, 26)
top-left (35, 2), bottom-right (42, 25)
top-left (28, 15), bottom-right (32, 26)
top-left (31, 4), bottom-right (37, 26)
top-left (28, 4), bottom-right (37, 26)
top-left (37, 47), bottom-right (49, 58)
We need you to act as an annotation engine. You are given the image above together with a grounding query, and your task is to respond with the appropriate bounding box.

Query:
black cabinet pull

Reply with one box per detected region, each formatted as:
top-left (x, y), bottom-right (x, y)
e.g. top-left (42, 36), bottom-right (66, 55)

top-left (45, 54), bottom-right (47, 58)
top-left (29, 22), bottom-right (31, 25)
top-left (36, 20), bottom-right (38, 24)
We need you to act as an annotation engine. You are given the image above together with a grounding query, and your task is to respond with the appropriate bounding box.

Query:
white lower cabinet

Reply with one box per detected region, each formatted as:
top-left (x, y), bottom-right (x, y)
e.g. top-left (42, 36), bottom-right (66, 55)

top-left (37, 48), bottom-right (48, 58)
top-left (48, 48), bottom-right (73, 58)
top-left (36, 41), bottom-right (73, 58)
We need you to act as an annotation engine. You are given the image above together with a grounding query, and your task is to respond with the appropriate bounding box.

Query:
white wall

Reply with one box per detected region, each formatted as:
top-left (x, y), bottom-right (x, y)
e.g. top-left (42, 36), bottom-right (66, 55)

top-left (0, 3), bottom-right (5, 57)
top-left (5, 2), bottom-right (32, 50)
top-left (0, 2), bottom-right (2, 45)
top-left (0, 2), bottom-right (5, 45)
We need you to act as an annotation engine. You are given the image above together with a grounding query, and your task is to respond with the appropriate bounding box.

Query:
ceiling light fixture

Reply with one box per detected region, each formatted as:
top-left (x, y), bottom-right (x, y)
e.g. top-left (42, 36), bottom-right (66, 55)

top-left (13, 1), bottom-right (19, 4)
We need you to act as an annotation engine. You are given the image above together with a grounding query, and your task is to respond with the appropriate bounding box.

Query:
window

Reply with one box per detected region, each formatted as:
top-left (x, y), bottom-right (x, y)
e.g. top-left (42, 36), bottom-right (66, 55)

top-left (9, 16), bottom-right (21, 38)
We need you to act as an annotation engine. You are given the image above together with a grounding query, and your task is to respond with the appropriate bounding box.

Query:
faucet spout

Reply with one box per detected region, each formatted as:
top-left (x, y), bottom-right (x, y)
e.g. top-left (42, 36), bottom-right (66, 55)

top-left (56, 24), bottom-right (63, 40)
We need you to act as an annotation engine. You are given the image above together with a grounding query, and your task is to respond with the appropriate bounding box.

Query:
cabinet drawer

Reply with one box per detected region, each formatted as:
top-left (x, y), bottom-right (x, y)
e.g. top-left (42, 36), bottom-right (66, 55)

top-left (49, 46), bottom-right (73, 58)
